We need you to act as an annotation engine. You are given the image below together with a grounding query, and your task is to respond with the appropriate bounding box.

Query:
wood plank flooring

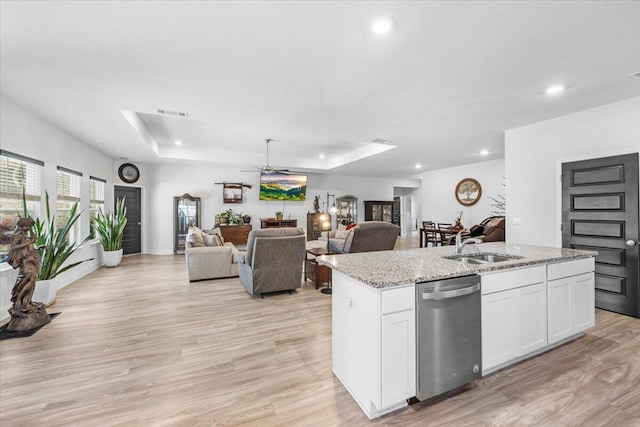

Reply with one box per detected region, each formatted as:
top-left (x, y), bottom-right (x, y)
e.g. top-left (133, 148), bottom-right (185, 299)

top-left (1, 238), bottom-right (639, 426)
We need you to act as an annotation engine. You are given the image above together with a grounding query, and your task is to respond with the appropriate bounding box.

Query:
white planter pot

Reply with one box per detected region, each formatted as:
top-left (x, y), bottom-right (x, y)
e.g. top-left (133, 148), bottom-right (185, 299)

top-left (103, 249), bottom-right (123, 267)
top-left (33, 277), bottom-right (61, 306)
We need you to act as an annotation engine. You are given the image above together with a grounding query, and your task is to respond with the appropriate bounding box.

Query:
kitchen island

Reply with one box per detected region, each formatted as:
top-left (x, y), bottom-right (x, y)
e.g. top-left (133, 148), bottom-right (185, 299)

top-left (317, 242), bottom-right (597, 419)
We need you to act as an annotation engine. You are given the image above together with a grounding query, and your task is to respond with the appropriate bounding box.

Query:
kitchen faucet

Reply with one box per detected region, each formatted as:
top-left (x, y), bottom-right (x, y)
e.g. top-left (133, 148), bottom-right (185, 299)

top-left (455, 231), bottom-right (482, 255)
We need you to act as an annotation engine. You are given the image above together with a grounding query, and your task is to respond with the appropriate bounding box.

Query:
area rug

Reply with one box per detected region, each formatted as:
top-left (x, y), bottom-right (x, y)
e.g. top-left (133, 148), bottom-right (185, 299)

top-left (0, 312), bottom-right (60, 340)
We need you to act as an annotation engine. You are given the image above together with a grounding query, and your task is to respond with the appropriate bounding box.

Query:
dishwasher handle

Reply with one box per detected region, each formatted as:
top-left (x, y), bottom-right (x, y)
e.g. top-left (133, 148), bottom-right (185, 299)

top-left (422, 283), bottom-right (480, 300)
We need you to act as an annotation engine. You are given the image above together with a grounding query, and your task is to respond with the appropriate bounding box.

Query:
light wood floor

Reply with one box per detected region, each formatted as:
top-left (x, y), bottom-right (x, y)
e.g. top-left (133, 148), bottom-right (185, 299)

top-left (1, 238), bottom-right (639, 426)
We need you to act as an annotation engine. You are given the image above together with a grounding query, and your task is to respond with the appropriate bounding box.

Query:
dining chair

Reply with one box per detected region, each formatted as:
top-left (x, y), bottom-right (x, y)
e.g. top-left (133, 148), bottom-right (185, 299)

top-left (438, 223), bottom-right (454, 246)
top-left (421, 221), bottom-right (438, 247)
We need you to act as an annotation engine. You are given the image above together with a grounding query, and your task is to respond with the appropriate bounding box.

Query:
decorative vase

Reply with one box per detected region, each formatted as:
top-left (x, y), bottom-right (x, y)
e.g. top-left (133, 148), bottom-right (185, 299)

top-left (103, 249), bottom-right (123, 267)
top-left (33, 277), bottom-right (60, 306)
top-left (275, 214), bottom-right (283, 220)
top-left (219, 217), bottom-right (229, 225)
top-left (243, 216), bottom-right (251, 224)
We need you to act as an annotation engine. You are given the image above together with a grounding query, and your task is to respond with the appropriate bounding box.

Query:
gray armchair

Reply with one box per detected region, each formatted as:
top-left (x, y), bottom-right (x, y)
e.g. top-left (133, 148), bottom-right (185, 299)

top-left (234, 227), bottom-right (306, 297)
top-left (328, 221), bottom-right (400, 253)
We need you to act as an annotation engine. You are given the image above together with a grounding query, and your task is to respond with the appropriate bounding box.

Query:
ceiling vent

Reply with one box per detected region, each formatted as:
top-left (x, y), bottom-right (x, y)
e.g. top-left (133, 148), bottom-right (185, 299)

top-left (157, 109), bottom-right (189, 118)
top-left (371, 138), bottom-right (393, 144)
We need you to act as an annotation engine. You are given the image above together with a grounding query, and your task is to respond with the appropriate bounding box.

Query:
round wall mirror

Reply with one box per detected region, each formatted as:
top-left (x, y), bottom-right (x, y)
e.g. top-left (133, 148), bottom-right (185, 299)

top-left (455, 178), bottom-right (482, 206)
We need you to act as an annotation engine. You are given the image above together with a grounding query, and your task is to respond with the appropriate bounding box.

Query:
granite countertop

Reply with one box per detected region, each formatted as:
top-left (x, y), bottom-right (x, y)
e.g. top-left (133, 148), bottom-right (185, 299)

top-left (316, 242), bottom-right (597, 289)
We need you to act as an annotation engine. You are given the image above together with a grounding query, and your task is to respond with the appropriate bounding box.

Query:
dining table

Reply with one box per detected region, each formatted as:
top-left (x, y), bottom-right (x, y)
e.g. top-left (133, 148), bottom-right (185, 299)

top-left (419, 224), bottom-right (467, 247)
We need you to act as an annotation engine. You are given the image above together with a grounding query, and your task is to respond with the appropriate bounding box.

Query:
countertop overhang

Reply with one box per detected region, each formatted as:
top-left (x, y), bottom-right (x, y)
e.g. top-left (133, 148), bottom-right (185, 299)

top-left (317, 242), bottom-right (597, 288)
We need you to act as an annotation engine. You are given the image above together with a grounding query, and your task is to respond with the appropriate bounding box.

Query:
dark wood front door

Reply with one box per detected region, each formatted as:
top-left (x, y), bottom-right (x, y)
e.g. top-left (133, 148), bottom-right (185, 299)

top-left (562, 153), bottom-right (639, 318)
top-left (115, 186), bottom-right (142, 255)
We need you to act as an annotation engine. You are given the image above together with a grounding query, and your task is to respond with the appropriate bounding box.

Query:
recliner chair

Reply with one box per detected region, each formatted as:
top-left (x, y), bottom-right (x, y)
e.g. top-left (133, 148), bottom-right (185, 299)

top-left (234, 227), bottom-right (306, 297)
top-left (328, 221), bottom-right (400, 253)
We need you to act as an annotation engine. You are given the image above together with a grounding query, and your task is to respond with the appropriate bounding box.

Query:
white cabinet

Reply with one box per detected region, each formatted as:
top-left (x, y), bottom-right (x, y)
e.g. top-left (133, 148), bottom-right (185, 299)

top-left (481, 265), bottom-right (547, 373)
top-left (482, 288), bottom-right (519, 369)
top-left (381, 309), bottom-right (415, 407)
top-left (332, 271), bottom-right (414, 419)
top-left (518, 283), bottom-right (548, 354)
top-left (547, 258), bottom-right (595, 344)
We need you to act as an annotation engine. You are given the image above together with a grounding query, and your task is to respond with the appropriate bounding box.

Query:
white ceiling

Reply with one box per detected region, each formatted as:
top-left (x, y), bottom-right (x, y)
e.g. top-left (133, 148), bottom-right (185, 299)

top-left (1, 1), bottom-right (639, 178)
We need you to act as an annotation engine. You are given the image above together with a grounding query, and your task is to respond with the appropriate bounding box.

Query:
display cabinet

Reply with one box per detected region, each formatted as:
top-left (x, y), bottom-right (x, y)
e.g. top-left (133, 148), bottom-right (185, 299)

top-left (364, 200), bottom-right (394, 222)
top-left (174, 193), bottom-right (201, 254)
top-left (336, 195), bottom-right (357, 226)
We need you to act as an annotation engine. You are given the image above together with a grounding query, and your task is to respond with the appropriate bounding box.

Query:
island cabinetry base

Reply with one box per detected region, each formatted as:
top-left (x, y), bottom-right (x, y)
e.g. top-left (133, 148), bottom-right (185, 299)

top-left (332, 271), bottom-right (415, 419)
top-left (481, 258), bottom-right (595, 375)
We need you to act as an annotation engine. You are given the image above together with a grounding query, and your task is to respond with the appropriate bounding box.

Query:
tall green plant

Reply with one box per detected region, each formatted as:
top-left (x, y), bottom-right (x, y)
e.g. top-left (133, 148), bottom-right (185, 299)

top-left (22, 190), bottom-right (92, 280)
top-left (94, 198), bottom-right (127, 251)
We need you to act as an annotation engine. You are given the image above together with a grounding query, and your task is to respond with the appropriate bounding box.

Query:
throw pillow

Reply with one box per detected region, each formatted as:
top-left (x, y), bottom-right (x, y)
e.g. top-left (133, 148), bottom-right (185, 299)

top-left (204, 233), bottom-right (223, 246)
top-left (337, 223), bottom-right (347, 231)
top-left (206, 227), bottom-right (225, 244)
top-left (334, 229), bottom-right (351, 239)
top-left (345, 223), bottom-right (357, 230)
top-left (187, 226), bottom-right (206, 246)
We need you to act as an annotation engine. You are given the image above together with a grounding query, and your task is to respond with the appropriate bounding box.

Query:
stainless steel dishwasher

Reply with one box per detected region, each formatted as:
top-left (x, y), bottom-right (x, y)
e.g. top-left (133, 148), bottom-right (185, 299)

top-left (416, 275), bottom-right (481, 401)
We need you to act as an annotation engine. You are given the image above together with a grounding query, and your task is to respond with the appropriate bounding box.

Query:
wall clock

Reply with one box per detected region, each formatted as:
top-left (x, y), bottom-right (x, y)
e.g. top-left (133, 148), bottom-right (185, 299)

top-left (455, 178), bottom-right (482, 206)
top-left (118, 163), bottom-right (140, 184)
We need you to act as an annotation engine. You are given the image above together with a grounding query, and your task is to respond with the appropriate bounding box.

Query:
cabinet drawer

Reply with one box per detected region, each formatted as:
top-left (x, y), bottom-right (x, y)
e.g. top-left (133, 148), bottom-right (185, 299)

top-left (481, 265), bottom-right (546, 295)
top-left (381, 285), bottom-right (414, 314)
top-left (547, 258), bottom-right (595, 280)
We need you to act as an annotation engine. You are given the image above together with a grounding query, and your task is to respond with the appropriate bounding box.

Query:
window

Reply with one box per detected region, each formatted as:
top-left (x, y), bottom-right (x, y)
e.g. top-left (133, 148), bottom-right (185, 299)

top-left (56, 166), bottom-right (82, 244)
top-left (0, 150), bottom-right (43, 261)
top-left (89, 176), bottom-right (105, 238)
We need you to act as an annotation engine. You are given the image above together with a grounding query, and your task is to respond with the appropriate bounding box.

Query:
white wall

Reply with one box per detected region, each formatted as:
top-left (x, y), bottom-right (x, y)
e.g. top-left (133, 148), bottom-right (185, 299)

top-left (505, 96), bottom-right (640, 247)
top-left (135, 162), bottom-right (421, 254)
top-left (420, 158), bottom-right (505, 229)
top-left (1, 96), bottom-right (115, 227)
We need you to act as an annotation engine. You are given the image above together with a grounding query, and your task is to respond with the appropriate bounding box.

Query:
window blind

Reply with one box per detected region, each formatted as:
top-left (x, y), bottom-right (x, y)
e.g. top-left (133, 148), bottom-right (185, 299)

top-left (90, 177), bottom-right (105, 205)
top-left (56, 168), bottom-right (81, 202)
top-left (0, 154), bottom-right (42, 201)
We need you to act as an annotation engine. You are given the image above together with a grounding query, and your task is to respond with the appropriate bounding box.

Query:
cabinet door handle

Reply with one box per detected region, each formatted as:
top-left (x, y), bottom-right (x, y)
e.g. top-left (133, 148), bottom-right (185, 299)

top-left (626, 240), bottom-right (637, 247)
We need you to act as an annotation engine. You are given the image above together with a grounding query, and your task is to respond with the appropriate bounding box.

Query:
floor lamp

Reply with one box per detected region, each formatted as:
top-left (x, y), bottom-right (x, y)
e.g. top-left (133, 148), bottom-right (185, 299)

top-left (320, 193), bottom-right (337, 295)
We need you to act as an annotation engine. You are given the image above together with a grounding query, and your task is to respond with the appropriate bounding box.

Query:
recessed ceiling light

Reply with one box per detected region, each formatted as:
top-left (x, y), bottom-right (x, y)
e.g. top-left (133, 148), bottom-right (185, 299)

top-left (415, 163), bottom-right (422, 169)
top-left (480, 150), bottom-right (490, 156)
top-left (174, 141), bottom-right (183, 146)
top-left (370, 18), bottom-right (392, 34)
top-left (319, 153), bottom-right (325, 159)
top-left (545, 84), bottom-right (565, 95)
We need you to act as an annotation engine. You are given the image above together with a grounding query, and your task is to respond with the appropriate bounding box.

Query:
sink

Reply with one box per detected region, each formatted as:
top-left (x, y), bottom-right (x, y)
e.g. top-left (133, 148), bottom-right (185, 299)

top-left (443, 252), bottom-right (524, 264)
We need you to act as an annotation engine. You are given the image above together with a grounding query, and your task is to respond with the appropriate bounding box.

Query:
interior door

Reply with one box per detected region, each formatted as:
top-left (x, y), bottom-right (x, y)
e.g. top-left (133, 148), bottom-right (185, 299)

top-left (115, 186), bottom-right (142, 255)
top-left (562, 153), bottom-right (639, 318)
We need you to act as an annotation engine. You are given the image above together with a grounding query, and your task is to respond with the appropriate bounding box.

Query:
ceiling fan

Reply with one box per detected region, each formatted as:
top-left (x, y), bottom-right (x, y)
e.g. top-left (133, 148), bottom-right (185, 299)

top-left (242, 138), bottom-right (293, 175)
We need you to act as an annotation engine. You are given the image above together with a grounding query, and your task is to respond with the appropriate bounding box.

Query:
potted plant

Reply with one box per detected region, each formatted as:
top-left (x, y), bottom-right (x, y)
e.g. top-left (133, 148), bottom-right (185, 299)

top-left (275, 211), bottom-right (283, 220)
top-left (94, 197), bottom-right (128, 267)
top-left (25, 191), bottom-right (93, 305)
top-left (242, 213), bottom-right (251, 224)
top-left (218, 211), bottom-right (230, 225)
top-left (219, 209), bottom-right (243, 225)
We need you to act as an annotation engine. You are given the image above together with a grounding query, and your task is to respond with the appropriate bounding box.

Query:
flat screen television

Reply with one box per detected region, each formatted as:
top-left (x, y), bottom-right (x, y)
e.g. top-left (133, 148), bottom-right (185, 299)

top-left (259, 173), bottom-right (307, 201)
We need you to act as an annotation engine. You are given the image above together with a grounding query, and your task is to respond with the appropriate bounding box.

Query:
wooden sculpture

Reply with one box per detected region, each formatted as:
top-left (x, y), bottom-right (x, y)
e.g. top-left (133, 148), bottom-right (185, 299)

top-left (7, 217), bottom-right (50, 332)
